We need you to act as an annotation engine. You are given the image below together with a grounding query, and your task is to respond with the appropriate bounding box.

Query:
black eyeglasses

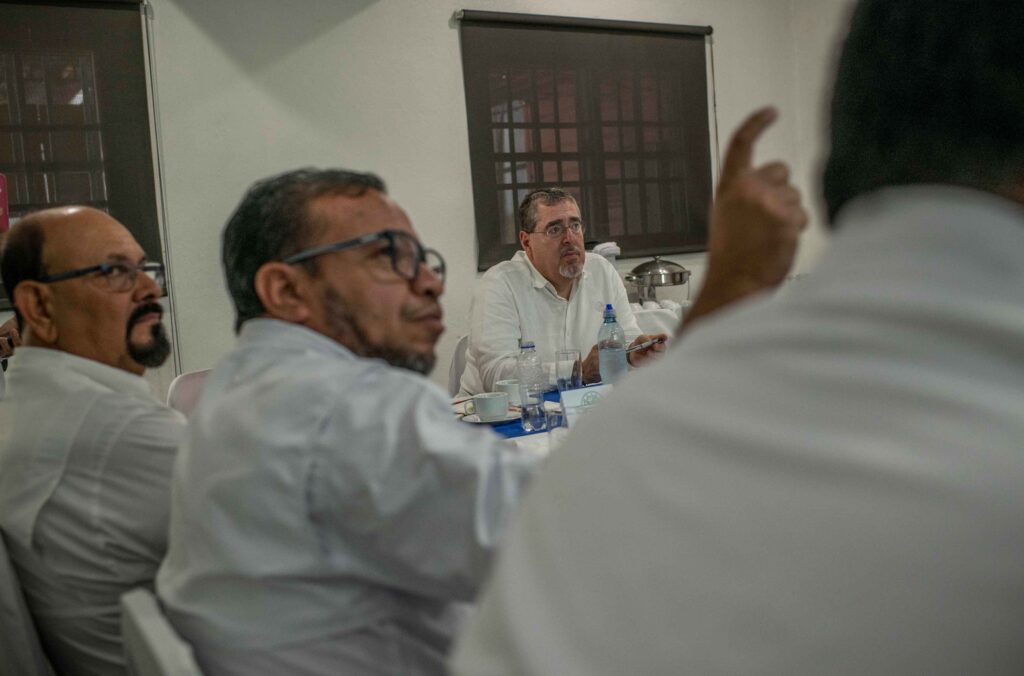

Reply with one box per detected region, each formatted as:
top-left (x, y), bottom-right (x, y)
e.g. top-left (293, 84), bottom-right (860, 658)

top-left (530, 221), bottom-right (586, 240)
top-left (39, 260), bottom-right (166, 294)
top-left (282, 229), bottom-right (446, 284)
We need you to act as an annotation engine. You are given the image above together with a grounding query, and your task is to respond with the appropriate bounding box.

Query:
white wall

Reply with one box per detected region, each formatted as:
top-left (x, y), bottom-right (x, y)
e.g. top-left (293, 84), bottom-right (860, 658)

top-left (149, 0), bottom-right (853, 388)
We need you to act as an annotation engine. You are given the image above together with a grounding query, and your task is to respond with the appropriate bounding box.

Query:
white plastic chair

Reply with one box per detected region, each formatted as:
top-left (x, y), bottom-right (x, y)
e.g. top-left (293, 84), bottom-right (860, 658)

top-left (121, 588), bottom-right (203, 676)
top-left (166, 369), bottom-right (211, 417)
top-left (0, 531), bottom-right (55, 676)
top-left (448, 335), bottom-right (469, 396)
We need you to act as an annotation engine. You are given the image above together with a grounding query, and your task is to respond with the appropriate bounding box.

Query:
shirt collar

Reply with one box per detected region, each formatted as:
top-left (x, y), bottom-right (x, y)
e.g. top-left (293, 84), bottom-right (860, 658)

top-left (238, 318), bottom-right (354, 360)
top-left (513, 249), bottom-right (588, 295)
top-left (11, 346), bottom-right (155, 399)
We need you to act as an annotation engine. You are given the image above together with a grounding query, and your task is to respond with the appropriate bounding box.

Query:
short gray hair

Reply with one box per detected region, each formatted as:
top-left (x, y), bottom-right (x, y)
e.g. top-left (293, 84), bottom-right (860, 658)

top-left (517, 188), bottom-right (578, 233)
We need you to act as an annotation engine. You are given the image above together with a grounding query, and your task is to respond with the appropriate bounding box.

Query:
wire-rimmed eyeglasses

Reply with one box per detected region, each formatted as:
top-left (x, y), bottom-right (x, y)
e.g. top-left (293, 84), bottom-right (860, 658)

top-left (281, 229), bottom-right (446, 284)
top-left (39, 260), bottom-right (166, 295)
top-left (529, 221), bottom-right (586, 240)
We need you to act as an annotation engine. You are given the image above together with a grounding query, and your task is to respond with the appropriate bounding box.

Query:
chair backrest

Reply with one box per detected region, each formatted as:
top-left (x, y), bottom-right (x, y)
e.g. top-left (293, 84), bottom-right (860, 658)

top-left (448, 334), bottom-right (470, 396)
top-left (166, 369), bottom-right (212, 417)
top-left (121, 588), bottom-right (203, 676)
top-left (0, 531), bottom-right (55, 676)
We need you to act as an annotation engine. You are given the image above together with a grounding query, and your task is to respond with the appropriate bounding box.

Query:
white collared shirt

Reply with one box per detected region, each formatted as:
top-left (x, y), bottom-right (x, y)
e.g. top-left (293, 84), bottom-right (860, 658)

top-left (0, 347), bottom-right (186, 676)
top-left (157, 319), bottom-right (539, 676)
top-left (453, 186), bottom-right (1024, 675)
top-left (459, 251), bottom-right (641, 395)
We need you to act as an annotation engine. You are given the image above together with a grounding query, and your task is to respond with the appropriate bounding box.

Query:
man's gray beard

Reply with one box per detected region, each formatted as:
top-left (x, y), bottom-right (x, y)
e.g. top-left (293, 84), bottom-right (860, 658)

top-left (323, 287), bottom-right (436, 376)
top-left (558, 260), bottom-right (583, 279)
top-left (128, 322), bottom-right (171, 368)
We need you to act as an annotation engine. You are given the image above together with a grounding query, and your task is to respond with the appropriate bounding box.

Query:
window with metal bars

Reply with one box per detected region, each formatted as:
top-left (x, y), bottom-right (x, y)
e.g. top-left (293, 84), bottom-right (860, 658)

top-left (0, 0), bottom-right (158, 311)
top-left (458, 11), bottom-right (715, 270)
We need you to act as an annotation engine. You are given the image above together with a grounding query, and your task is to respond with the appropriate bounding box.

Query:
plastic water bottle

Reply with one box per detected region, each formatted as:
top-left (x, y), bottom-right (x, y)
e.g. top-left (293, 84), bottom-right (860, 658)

top-left (597, 303), bottom-right (628, 385)
top-left (516, 341), bottom-right (547, 432)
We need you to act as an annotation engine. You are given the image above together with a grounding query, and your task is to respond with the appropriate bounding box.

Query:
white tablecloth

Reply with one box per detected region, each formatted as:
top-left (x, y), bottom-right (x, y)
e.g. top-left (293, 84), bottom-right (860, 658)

top-left (633, 301), bottom-right (688, 335)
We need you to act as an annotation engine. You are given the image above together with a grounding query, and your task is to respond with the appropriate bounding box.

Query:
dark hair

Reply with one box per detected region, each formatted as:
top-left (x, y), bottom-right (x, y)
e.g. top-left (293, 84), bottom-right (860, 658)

top-left (823, 0), bottom-right (1024, 225)
top-left (221, 167), bottom-right (387, 332)
top-left (1, 214), bottom-right (48, 331)
top-left (517, 188), bottom-right (579, 233)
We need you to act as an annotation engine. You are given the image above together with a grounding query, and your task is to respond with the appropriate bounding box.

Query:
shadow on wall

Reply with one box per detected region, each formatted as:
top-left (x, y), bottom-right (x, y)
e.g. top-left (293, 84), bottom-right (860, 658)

top-left (168, 0), bottom-right (380, 73)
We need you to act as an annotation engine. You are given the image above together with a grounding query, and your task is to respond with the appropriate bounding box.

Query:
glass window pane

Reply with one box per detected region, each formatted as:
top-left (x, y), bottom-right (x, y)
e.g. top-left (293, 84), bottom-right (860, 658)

top-left (644, 160), bottom-right (659, 178)
top-left (606, 183), bottom-right (624, 236)
top-left (489, 69), bottom-right (510, 122)
top-left (599, 79), bottom-right (618, 122)
top-left (557, 70), bottom-right (576, 123)
top-left (540, 128), bottom-right (557, 153)
top-left (624, 183), bottom-right (642, 234)
top-left (55, 171), bottom-right (93, 202)
top-left (623, 160), bottom-right (638, 179)
top-left (24, 131), bottom-right (51, 163)
top-left (646, 183), bottom-right (662, 232)
top-left (0, 132), bottom-right (16, 163)
top-left (536, 69), bottom-right (555, 123)
top-left (604, 160), bottom-right (621, 180)
top-left (542, 161), bottom-right (558, 183)
top-left (643, 126), bottom-right (660, 152)
top-left (561, 161), bottom-right (579, 182)
top-left (497, 190), bottom-right (516, 243)
top-left (621, 127), bottom-right (636, 152)
top-left (559, 128), bottom-right (578, 153)
top-left (602, 126), bottom-right (619, 152)
top-left (492, 128), bottom-right (510, 153)
top-left (640, 72), bottom-right (659, 122)
top-left (495, 161), bottom-right (513, 185)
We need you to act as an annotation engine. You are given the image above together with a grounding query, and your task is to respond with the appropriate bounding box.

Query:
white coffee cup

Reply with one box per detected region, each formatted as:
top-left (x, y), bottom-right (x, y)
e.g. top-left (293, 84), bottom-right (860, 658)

top-left (465, 392), bottom-right (509, 422)
top-left (494, 379), bottom-right (521, 406)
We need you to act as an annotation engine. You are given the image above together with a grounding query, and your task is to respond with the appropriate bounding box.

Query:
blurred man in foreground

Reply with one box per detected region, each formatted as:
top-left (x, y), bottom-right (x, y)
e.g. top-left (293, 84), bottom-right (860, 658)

top-left (0, 207), bottom-right (185, 675)
top-left (453, 2), bottom-right (1024, 673)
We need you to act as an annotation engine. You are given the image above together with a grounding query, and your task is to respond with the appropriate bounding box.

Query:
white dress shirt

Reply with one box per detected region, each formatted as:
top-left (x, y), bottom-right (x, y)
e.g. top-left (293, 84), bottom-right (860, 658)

top-left (157, 319), bottom-right (539, 676)
top-left (453, 186), bottom-right (1024, 675)
top-left (459, 251), bottom-right (641, 395)
top-left (0, 347), bottom-right (186, 676)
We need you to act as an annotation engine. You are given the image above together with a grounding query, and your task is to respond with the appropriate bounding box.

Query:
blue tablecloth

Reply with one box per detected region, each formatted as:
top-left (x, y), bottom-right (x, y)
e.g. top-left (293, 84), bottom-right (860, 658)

top-left (489, 390), bottom-right (561, 439)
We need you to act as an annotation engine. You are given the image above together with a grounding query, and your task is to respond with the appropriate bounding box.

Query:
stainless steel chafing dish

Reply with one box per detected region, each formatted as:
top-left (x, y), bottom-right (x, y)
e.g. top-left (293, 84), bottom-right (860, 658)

top-left (623, 256), bottom-right (691, 303)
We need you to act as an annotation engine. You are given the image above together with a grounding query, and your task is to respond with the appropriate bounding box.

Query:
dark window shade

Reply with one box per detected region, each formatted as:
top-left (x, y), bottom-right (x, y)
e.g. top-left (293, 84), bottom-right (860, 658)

top-left (459, 12), bottom-right (714, 270)
top-left (0, 1), bottom-right (158, 311)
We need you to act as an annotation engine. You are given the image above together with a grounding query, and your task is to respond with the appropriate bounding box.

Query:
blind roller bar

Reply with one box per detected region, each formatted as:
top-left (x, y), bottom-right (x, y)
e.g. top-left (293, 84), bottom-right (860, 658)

top-left (0, 1), bottom-right (142, 7)
top-left (455, 9), bottom-right (712, 36)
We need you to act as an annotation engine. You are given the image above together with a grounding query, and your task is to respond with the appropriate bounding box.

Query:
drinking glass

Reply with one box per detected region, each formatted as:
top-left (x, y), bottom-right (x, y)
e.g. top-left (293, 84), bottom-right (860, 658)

top-left (519, 385), bottom-right (547, 432)
top-left (546, 409), bottom-right (569, 449)
top-left (555, 349), bottom-right (582, 391)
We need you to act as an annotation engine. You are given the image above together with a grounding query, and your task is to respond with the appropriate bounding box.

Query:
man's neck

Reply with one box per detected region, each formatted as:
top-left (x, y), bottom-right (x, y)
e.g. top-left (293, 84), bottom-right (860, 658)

top-left (551, 275), bottom-right (575, 300)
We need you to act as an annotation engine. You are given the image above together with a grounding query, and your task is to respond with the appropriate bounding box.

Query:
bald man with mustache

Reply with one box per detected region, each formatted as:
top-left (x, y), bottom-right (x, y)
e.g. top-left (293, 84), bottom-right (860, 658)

top-left (0, 207), bottom-right (186, 676)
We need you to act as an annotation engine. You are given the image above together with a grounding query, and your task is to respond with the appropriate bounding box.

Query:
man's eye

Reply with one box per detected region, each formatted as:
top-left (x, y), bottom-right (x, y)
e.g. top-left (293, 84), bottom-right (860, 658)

top-left (105, 264), bottom-right (131, 278)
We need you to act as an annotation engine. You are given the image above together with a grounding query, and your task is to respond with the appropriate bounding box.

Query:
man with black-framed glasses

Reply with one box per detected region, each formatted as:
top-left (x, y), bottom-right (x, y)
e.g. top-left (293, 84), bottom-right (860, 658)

top-left (157, 168), bottom-right (540, 676)
top-left (459, 187), bottom-right (667, 396)
top-left (0, 206), bottom-right (186, 675)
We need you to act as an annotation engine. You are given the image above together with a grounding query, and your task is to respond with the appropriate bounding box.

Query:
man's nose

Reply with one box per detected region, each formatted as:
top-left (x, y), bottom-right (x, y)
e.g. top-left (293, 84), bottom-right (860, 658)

top-left (134, 270), bottom-right (161, 301)
top-left (412, 261), bottom-right (444, 297)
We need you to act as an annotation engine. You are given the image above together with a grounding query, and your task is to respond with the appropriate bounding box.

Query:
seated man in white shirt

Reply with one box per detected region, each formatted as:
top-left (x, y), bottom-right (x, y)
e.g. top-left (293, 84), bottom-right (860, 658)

top-left (458, 188), bottom-right (668, 394)
top-left (0, 207), bottom-right (186, 676)
top-left (156, 169), bottom-right (542, 676)
top-left (453, 2), bottom-right (1024, 674)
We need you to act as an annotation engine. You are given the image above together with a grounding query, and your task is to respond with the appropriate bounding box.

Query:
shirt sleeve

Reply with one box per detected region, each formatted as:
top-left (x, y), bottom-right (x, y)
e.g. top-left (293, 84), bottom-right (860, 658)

top-left (97, 405), bottom-right (186, 585)
top-left (467, 273), bottom-right (524, 392)
top-left (312, 369), bottom-right (540, 602)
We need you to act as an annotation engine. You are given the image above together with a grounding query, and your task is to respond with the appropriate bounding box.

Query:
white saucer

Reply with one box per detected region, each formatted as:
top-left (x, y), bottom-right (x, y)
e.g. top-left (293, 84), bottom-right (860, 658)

top-left (462, 411), bottom-right (520, 424)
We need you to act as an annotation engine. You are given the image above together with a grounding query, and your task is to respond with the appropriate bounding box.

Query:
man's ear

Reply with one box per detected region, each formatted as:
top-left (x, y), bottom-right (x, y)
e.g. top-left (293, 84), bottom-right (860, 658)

top-left (14, 282), bottom-right (56, 344)
top-left (518, 229), bottom-right (531, 252)
top-left (253, 262), bottom-right (313, 325)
